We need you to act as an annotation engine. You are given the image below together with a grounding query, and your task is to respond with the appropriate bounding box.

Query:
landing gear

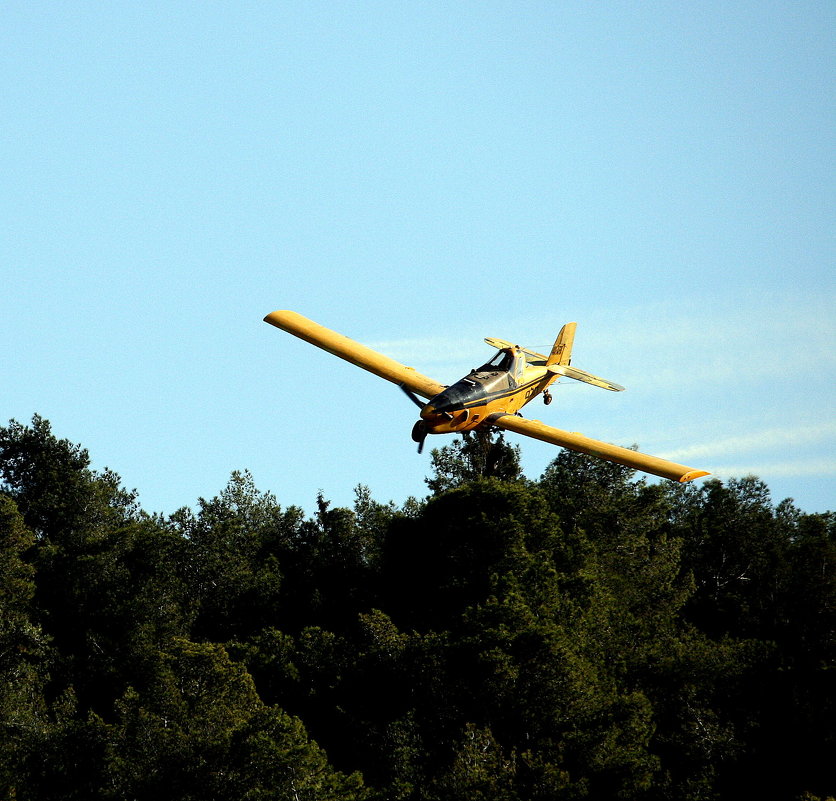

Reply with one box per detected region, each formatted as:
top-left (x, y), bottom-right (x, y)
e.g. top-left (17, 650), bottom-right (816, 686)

top-left (543, 390), bottom-right (553, 406)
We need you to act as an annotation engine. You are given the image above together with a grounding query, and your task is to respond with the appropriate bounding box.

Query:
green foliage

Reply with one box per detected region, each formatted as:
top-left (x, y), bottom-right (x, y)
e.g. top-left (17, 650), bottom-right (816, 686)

top-left (0, 414), bottom-right (138, 544)
top-left (100, 638), bottom-right (366, 800)
top-left (0, 495), bottom-right (50, 796)
top-left (1, 418), bottom-right (834, 800)
top-left (426, 430), bottom-right (523, 494)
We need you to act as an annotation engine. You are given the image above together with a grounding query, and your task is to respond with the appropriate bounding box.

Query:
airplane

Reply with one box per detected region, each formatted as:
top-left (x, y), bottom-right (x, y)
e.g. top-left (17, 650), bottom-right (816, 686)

top-left (263, 310), bottom-right (709, 483)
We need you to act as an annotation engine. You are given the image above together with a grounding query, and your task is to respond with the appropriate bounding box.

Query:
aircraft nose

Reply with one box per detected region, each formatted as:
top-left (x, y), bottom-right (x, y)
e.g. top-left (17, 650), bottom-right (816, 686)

top-left (421, 403), bottom-right (460, 423)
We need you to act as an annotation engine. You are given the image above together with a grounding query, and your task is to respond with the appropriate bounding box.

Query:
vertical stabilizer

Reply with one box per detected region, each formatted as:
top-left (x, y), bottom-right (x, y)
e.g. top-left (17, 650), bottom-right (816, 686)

top-left (546, 322), bottom-right (576, 367)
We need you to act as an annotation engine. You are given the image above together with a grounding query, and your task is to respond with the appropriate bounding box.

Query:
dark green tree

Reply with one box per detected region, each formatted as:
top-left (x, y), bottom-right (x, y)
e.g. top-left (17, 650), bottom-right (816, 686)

top-left (19, 638), bottom-right (367, 800)
top-left (268, 491), bottom-right (383, 632)
top-left (669, 482), bottom-right (836, 800)
top-left (673, 477), bottom-right (787, 639)
top-left (0, 495), bottom-right (50, 797)
top-left (172, 470), bottom-right (293, 642)
top-left (431, 723), bottom-right (518, 801)
top-left (0, 416), bottom-right (171, 714)
top-left (426, 431), bottom-right (523, 494)
top-left (0, 415), bottom-right (138, 545)
top-left (372, 479), bottom-right (663, 798)
top-left (538, 452), bottom-right (779, 799)
top-left (5, 415), bottom-right (834, 800)
top-left (0, 417), bottom-right (192, 736)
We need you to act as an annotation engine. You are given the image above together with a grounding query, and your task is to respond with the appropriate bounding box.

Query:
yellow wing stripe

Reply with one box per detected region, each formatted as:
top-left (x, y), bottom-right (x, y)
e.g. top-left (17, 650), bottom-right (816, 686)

top-left (491, 414), bottom-right (709, 483)
top-left (264, 310), bottom-right (447, 400)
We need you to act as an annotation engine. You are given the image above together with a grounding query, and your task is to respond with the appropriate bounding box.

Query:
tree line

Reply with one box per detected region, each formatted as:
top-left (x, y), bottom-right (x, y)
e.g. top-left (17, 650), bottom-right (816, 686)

top-left (0, 416), bottom-right (833, 800)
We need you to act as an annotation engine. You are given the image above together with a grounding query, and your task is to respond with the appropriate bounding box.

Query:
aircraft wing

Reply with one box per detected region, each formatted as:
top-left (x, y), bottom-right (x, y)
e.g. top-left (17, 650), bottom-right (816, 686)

top-left (489, 414), bottom-right (709, 483)
top-left (264, 310), bottom-right (447, 400)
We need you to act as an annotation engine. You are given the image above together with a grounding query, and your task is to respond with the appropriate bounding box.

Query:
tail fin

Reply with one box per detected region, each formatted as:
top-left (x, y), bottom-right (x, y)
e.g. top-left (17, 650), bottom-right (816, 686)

top-left (545, 322), bottom-right (625, 391)
top-left (546, 322), bottom-right (576, 367)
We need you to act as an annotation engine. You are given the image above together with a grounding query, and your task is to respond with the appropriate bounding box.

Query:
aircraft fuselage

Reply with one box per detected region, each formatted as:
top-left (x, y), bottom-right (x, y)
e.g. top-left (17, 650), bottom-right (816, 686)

top-left (418, 347), bottom-right (555, 435)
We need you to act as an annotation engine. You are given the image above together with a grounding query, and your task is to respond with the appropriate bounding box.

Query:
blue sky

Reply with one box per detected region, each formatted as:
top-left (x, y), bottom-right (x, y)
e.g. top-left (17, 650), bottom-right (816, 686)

top-left (3, 2), bottom-right (834, 515)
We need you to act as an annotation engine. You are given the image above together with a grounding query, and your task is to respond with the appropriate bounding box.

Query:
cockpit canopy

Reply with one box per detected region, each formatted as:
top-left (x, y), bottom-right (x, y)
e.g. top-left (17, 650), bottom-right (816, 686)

top-left (477, 347), bottom-right (526, 387)
top-left (480, 347), bottom-right (526, 377)
top-left (479, 349), bottom-right (514, 372)
top-left (430, 347), bottom-right (528, 414)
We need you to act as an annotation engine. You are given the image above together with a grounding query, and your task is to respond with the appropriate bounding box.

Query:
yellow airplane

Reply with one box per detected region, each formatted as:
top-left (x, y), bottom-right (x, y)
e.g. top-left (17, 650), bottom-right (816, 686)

top-left (263, 310), bottom-right (709, 483)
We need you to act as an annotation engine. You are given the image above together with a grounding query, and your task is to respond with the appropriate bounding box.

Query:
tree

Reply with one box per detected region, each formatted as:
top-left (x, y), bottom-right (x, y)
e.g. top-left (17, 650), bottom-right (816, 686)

top-left (0, 495), bottom-right (50, 797)
top-left (383, 479), bottom-right (568, 631)
top-left (5, 416), bottom-right (834, 799)
top-left (660, 478), bottom-right (836, 799)
top-left (538, 446), bottom-right (643, 539)
top-left (105, 639), bottom-right (367, 800)
top-left (426, 431), bottom-right (523, 494)
top-left (172, 470), bottom-right (292, 642)
top-left (431, 723), bottom-right (518, 801)
top-left (0, 416), bottom-right (192, 718)
top-left (538, 454), bottom-right (776, 798)
top-left (378, 478), bottom-right (666, 798)
top-left (673, 477), bottom-right (787, 639)
top-left (0, 415), bottom-right (138, 546)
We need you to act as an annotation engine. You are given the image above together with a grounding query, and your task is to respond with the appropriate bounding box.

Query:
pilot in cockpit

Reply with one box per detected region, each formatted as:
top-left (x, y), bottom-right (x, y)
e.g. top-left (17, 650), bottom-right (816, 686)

top-left (482, 350), bottom-right (514, 372)
top-left (480, 348), bottom-right (526, 388)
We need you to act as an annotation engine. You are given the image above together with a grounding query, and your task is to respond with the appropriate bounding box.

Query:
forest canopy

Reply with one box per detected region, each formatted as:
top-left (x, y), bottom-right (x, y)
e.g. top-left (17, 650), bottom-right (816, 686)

top-left (0, 416), bottom-right (833, 800)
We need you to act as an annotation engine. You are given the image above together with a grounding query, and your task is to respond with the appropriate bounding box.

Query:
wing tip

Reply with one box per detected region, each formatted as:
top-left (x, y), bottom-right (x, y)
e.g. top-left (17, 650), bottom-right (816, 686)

top-left (264, 309), bottom-right (291, 323)
top-left (678, 470), bottom-right (711, 483)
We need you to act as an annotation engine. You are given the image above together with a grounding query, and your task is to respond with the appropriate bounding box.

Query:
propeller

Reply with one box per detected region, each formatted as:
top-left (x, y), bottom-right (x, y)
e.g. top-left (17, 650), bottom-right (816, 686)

top-left (400, 385), bottom-right (429, 453)
top-left (411, 420), bottom-right (428, 454)
top-left (399, 384), bottom-right (425, 409)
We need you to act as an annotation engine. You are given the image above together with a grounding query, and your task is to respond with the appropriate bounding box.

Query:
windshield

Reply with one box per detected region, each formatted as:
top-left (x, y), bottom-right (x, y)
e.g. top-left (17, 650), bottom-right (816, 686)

top-left (481, 350), bottom-right (513, 371)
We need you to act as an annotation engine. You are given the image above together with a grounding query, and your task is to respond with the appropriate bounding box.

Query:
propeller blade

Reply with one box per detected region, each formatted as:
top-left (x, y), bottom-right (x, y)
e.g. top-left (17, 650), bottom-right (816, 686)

top-left (399, 383), bottom-right (426, 409)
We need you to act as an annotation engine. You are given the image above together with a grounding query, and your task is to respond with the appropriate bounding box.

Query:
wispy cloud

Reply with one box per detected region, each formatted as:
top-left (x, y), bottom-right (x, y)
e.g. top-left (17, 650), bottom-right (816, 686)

top-left (709, 458), bottom-right (836, 479)
top-left (369, 335), bottom-right (495, 381)
top-left (659, 422), bottom-right (836, 461)
top-left (372, 293), bottom-right (836, 391)
top-left (534, 291), bottom-right (836, 393)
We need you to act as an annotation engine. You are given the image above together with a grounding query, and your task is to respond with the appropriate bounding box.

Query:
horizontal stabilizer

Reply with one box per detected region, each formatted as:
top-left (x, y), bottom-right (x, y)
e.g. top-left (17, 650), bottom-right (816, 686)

top-left (484, 338), bottom-right (553, 364)
top-left (547, 364), bottom-right (625, 392)
top-left (484, 337), bottom-right (514, 350)
top-left (489, 414), bottom-right (708, 483)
